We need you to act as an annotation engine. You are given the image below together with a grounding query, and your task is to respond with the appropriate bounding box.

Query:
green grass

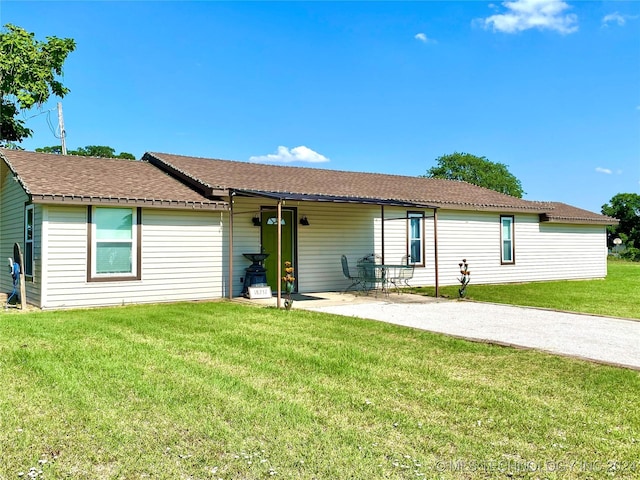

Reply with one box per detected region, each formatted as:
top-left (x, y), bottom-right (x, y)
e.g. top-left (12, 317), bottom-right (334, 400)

top-left (412, 258), bottom-right (640, 320)
top-left (1, 302), bottom-right (638, 479)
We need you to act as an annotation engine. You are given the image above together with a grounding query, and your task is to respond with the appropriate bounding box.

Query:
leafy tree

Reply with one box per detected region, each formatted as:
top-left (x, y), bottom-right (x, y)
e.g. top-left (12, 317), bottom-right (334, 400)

top-left (602, 193), bottom-right (640, 261)
top-left (69, 145), bottom-right (135, 159)
top-left (423, 152), bottom-right (524, 198)
top-left (0, 24), bottom-right (75, 145)
top-left (36, 145), bottom-right (135, 159)
top-left (34, 145), bottom-right (62, 155)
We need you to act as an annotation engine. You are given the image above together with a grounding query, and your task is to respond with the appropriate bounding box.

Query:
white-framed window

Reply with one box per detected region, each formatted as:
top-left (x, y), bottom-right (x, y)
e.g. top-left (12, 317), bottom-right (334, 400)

top-left (501, 215), bottom-right (515, 264)
top-left (407, 211), bottom-right (424, 266)
top-left (89, 206), bottom-right (140, 281)
top-left (24, 204), bottom-right (34, 277)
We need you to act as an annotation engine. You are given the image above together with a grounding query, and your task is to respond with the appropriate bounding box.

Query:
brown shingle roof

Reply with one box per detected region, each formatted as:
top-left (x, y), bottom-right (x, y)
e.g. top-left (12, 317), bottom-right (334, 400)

top-left (2, 149), bottom-right (617, 225)
top-left (144, 152), bottom-right (617, 224)
top-left (144, 151), bottom-right (549, 212)
top-left (0, 149), bottom-right (225, 210)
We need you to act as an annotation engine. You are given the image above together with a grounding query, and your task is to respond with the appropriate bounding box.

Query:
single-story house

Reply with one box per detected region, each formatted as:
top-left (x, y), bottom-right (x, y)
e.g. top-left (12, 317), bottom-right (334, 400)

top-left (1, 148), bottom-right (617, 309)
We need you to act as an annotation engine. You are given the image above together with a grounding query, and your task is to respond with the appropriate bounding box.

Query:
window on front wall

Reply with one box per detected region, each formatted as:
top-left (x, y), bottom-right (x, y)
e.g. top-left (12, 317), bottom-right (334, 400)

top-left (501, 215), bottom-right (515, 264)
top-left (24, 204), bottom-right (34, 277)
top-left (407, 211), bottom-right (424, 265)
top-left (89, 206), bottom-right (141, 281)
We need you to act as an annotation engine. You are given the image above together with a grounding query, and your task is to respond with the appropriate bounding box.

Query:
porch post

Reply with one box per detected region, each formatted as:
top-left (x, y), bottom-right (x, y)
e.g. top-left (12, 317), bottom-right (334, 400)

top-left (276, 199), bottom-right (282, 308)
top-left (380, 205), bottom-right (385, 264)
top-left (433, 207), bottom-right (439, 297)
top-left (228, 191), bottom-right (234, 300)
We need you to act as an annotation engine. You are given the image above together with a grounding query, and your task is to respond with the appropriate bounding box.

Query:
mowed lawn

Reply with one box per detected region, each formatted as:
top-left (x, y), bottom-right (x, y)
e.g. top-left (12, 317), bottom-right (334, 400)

top-left (413, 259), bottom-right (640, 320)
top-left (1, 301), bottom-right (638, 479)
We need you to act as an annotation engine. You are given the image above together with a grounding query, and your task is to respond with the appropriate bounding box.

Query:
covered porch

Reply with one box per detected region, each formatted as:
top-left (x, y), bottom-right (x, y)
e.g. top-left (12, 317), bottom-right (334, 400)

top-left (227, 189), bottom-right (441, 307)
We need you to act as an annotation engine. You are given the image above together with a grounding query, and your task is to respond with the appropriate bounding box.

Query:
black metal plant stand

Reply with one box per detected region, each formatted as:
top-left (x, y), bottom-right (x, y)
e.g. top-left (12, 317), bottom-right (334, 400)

top-left (241, 253), bottom-right (269, 297)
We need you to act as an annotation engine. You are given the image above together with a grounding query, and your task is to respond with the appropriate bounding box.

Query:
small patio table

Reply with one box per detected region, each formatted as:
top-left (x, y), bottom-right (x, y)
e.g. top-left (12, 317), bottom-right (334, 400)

top-left (356, 257), bottom-right (415, 296)
top-left (356, 260), bottom-right (387, 295)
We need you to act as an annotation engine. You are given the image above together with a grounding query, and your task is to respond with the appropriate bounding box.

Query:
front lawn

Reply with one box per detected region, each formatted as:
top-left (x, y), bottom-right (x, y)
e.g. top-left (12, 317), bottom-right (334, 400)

top-left (412, 259), bottom-right (640, 320)
top-left (1, 302), bottom-right (638, 479)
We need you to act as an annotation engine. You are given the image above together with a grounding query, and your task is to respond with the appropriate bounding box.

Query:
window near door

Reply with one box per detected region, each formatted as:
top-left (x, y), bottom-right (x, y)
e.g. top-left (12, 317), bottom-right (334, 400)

top-left (88, 206), bottom-right (141, 281)
top-left (501, 215), bottom-right (515, 264)
top-left (266, 217), bottom-right (286, 225)
top-left (407, 211), bottom-right (424, 265)
top-left (24, 204), bottom-right (34, 277)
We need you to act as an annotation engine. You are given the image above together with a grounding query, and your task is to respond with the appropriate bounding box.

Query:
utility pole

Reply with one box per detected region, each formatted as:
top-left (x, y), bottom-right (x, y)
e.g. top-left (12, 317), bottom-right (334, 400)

top-left (57, 102), bottom-right (67, 155)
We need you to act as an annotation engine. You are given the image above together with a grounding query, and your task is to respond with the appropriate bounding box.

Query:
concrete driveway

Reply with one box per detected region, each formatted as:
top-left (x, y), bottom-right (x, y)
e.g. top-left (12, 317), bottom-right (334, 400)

top-left (294, 293), bottom-right (640, 370)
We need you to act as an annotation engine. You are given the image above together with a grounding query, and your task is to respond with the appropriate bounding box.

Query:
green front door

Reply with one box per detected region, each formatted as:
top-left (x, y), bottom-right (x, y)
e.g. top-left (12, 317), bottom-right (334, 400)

top-left (261, 209), bottom-right (295, 291)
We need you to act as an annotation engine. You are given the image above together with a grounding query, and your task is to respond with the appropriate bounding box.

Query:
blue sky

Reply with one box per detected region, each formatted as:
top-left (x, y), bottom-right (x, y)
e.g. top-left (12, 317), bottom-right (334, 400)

top-left (3, 0), bottom-right (639, 213)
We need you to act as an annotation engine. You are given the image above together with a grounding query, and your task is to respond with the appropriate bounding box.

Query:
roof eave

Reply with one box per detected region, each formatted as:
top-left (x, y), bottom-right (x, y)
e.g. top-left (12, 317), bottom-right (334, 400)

top-left (233, 189), bottom-right (439, 209)
top-left (539, 213), bottom-right (618, 225)
top-left (428, 203), bottom-right (549, 214)
top-left (0, 151), bottom-right (32, 196)
top-left (30, 194), bottom-right (228, 211)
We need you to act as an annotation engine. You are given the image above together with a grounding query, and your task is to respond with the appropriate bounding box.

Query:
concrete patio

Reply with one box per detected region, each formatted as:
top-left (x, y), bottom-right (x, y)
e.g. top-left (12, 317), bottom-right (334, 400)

top-left (234, 290), bottom-right (438, 309)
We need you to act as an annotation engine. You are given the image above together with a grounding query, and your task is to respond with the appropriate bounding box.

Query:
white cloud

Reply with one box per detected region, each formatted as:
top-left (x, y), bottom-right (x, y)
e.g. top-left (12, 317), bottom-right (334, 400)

top-left (602, 12), bottom-right (638, 27)
top-left (480, 0), bottom-right (579, 34)
top-left (596, 167), bottom-right (612, 174)
top-left (249, 146), bottom-right (330, 164)
top-left (602, 12), bottom-right (626, 26)
top-left (414, 32), bottom-right (436, 44)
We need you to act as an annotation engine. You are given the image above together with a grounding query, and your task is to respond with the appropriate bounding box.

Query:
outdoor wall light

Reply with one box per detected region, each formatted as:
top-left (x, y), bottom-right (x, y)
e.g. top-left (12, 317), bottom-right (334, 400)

top-left (252, 215), bottom-right (261, 227)
top-left (300, 216), bottom-right (310, 226)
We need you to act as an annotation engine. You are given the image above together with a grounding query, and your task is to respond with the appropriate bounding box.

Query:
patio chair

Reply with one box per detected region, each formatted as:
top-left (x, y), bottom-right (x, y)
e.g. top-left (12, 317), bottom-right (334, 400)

top-left (341, 255), bottom-right (363, 293)
top-left (398, 255), bottom-right (415, 288)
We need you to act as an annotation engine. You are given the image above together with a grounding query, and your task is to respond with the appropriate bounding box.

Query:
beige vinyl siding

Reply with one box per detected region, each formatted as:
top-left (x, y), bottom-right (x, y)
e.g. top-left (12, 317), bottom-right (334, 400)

top-left (297, 202), bottom-right (378, 293)
top-left (0, 163), bottom-right (42, 306)
top-left (372, 209), bottom-right (607, 288)
top-left (231, 198), bottom-right (379, 295)
top-left (375, 207), bottom-right (438, 287)
top-left (1, 163), bottom-right (26, 294)
top-left (431, 210), bottom-right (607, 287)
top-left (228, 201), bottom-right (607, 294)
top-left (228, 197), bottom-right (262, 297)
top-left (142, 209), bottom-right (225, 296)
top-left (431, 210), bottom-right (499, 287)
top-left (28, 205), bottom-right (43, 305)
top-left (377, 207), bottom-right (409, 265)
top-left (42, 206), bottom-right (224, 309)
top-left (32, 199), bottom-right (609, 308)
top-left (515, 221), bottom-right (607, 281)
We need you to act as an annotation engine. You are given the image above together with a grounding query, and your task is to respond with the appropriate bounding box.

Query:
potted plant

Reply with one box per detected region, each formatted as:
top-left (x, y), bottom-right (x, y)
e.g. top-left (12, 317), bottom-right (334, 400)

top-left (282, 261), bottom-right (295, 310)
